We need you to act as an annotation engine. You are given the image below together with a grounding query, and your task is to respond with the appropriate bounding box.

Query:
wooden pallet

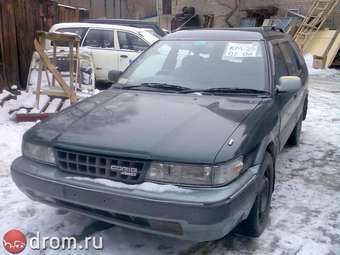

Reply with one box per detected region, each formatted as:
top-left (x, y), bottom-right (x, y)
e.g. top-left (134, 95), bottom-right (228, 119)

top-left (15, 96), bottom-right (70, 122)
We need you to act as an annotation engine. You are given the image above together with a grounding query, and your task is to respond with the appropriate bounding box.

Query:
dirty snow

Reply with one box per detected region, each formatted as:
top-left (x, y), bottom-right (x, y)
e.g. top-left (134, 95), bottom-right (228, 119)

top-left (66, 176), bottom-right (192, 193)
top-left (0, 70), bottom-right (340, 254)
top-left (304, 54), bottom-right (340, 77)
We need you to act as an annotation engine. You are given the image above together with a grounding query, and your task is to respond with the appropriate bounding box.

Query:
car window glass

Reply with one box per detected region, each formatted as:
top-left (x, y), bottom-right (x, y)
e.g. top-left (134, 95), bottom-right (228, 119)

top-left (120, 41), bottom-right (267, 91)
top-left (280, 42), bottom-right (300, 75)
top-left (272, 43), bottom-right (289, 84)
top-left (118, 31), bottom-right (149, 51)
top-left (119, 44), bottom-right (170, 84)
top-left (289, 41), bottom-right (308, 84)
top-left (54, 27), bottom-right (87, 47)
top-left (83, 29), bottom-right (114, 48)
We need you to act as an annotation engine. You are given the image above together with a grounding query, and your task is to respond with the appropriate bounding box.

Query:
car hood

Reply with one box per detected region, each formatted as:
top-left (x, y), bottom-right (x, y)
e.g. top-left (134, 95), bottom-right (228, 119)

top-left (27, 90), bottom-right (261, 164)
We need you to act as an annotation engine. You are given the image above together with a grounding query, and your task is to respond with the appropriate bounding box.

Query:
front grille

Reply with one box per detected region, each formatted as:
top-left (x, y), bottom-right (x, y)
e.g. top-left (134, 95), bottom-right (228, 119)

top-left (55, 148), bottom-right (149, 184)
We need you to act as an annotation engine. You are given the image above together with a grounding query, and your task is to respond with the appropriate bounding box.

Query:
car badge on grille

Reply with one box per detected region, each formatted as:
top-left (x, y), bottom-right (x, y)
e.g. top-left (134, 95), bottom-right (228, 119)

top-left (110, 165), bottom-right (138, 176)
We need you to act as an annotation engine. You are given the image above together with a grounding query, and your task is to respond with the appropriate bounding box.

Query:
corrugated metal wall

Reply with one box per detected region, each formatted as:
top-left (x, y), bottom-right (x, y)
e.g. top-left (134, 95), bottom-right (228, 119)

top-left (0, 0), bottom-right (89, 90)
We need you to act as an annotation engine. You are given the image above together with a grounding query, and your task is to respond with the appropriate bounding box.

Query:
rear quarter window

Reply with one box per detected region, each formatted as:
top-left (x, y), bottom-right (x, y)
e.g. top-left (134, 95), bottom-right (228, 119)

top-left (117, 31), bottom-right (149, 51)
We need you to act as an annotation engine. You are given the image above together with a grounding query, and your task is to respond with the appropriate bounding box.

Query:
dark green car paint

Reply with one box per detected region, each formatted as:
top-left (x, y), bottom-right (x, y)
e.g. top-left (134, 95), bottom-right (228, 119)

top-left (12, 28), bottom-right (309, 241)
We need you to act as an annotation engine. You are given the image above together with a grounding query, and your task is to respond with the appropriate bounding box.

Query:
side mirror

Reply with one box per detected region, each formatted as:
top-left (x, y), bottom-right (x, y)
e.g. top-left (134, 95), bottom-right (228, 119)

top-left (108, 70), bottom-right (122, 83)
top-left (276, 76), bottom-right (302, 93)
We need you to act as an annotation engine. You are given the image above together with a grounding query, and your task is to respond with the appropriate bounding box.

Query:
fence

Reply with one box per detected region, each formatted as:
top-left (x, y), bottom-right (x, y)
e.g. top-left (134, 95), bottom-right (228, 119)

top-left (0, 0), bottom-right (89, 90)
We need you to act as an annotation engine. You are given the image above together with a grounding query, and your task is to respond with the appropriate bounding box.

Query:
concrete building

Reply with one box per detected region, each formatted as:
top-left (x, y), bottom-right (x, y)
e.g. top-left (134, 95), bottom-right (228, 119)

top-left (157, 0), bottom-right (340, 30)
top-left (55, 0), bottom-right (340, 31)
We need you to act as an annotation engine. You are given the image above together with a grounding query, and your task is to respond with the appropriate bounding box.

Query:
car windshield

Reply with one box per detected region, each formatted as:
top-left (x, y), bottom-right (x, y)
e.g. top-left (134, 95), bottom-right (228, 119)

top-left (141, 29), bottom-right (162, 39)
top-left (118, 40), bottom-right (268, 92)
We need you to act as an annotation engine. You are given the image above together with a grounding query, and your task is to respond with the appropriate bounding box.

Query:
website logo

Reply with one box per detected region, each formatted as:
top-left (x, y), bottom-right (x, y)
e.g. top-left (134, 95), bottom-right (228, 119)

top-left (3, 229), bottom-right (27, 254)
top-left (2, 230), bottom-right (103, 252)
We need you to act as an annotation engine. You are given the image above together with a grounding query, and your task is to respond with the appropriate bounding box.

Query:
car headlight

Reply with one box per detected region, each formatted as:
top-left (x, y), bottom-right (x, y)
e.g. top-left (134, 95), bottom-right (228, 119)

top-left (22, 141), bottom-right (56, 165)
top-left (145, 157), bottom-right (243, 186)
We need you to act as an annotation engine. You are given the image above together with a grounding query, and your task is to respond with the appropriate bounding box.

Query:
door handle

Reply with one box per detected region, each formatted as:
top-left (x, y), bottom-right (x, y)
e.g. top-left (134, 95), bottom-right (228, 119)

top-left (96, 67), bottom-right (102, 70)
top-left (120, 55), bottom-right (128, 59)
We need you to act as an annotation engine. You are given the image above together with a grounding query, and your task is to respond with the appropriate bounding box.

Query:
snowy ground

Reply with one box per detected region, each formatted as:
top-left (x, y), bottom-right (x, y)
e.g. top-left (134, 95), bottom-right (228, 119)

top-left (0, 72), bottom-right (340, 255)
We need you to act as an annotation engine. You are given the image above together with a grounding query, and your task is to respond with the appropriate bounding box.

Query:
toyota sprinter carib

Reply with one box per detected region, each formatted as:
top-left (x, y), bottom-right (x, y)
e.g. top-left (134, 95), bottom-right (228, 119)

top-left (11, 28), bottom-right (308, 242)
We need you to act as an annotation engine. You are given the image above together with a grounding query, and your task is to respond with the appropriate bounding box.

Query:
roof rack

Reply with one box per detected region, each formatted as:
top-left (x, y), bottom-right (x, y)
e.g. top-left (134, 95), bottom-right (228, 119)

top-left (261, 26), bottom-right (285, 33)
top-left (175, 26), bottom-right (204, 32)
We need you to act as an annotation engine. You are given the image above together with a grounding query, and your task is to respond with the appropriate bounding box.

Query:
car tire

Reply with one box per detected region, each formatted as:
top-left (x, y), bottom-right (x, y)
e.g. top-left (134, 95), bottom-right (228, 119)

top-left (303, 98), bottom-right (308, 120)
top-left (287, 116), bottom-right (302, 146)
top-left (237, 152), bottom-right (274, 237)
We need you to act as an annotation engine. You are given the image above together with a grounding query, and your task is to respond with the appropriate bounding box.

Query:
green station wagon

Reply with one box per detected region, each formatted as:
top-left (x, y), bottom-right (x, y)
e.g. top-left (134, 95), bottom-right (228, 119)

top-left (11, 27), bottom-right (308, 242)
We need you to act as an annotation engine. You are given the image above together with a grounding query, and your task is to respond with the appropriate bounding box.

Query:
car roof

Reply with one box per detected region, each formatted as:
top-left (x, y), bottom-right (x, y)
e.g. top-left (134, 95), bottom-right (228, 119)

top-left (163, 27), bottom-right (290, 41)
top-left (49, 22), bottom-right (148, 33)
top-left (84, 19), bottom-right (156, 25)
top-left (82, 19), bottom-right (166, 36)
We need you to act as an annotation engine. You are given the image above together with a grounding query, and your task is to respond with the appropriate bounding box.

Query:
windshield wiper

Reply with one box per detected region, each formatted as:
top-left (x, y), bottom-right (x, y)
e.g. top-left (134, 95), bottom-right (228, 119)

top-left (182, 87), bottom-right (270, 96)
top-left (123, 83), bottom-right (193, 92)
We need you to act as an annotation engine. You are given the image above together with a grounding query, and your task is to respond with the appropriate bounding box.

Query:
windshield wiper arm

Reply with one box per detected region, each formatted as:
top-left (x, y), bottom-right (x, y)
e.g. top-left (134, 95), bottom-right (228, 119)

top-left (124, 83), bottom-right (193, 92)
top-left (182, 87), bottom-right (270, 95)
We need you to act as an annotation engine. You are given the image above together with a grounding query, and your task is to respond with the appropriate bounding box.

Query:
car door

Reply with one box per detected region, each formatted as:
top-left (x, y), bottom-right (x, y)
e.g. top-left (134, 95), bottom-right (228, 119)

top-left (116, 30), bottom-right (150, 71)
top-left (82, 29), bottom-right (118, 81)
top-left (272, 41), bottom-right (297, 148)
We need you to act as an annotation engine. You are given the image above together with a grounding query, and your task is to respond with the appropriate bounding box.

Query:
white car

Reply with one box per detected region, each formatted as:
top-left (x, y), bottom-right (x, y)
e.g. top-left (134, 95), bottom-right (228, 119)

top-left (47, 22), bottom-right (159, 81)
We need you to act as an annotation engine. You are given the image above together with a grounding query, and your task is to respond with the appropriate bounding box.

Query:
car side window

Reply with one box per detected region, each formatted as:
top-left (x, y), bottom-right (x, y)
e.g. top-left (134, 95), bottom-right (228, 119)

top-left (117, 31), bottom-right (149, 51)
top-left (272, 43), bottom-right (289, 85)
top-left (279, 42), bottom-right (301, 76)
top-left (54, 27), bottom-right (87, 47)
top-left (83, 29), bottom-right (115, 48)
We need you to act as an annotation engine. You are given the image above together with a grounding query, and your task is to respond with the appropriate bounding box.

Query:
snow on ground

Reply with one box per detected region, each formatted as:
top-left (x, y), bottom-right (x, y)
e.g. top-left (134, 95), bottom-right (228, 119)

top-left (304, 54), bottom-right (340, 77)
top-left (0, 70), bottom-right (340, 255)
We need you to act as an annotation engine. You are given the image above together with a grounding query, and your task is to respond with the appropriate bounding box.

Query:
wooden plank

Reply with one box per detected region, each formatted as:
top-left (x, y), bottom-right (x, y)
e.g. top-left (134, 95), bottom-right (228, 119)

top-left (36, 31), bottom-right (81, 42)
top-left (75, 41), bottom-right (80, 89)
top-left (15, 113), bottom-right (50, 122)
top-left (1, 0), bottom-right (19, 88)
top-left (13, 0), bottom-right (35, 89)
top-left (35, 37), bottom-right (45, 108)
top-left (34, 39), bottom-right (77, 103)
top-left (45, 98), bottom-right (63, 113)
top-left (0, 2), bottom-right (6, 90)
top-left (33, 90), bottom-right (68, 98)
top-left (323, 26), bottom-right (340, 67)
top-left (30, 95), bottom-right (50, 113)
top-left (60, 99), bottom-right (71, 111)
top-left (69, 42), bottom-right (74, 91)
top-left (52, 41), bottom-right (57, 87)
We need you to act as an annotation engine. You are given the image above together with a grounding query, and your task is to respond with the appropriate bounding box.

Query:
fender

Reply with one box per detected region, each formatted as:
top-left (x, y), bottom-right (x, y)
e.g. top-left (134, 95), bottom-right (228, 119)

top-left (253, 131), bottom-right (279, 167)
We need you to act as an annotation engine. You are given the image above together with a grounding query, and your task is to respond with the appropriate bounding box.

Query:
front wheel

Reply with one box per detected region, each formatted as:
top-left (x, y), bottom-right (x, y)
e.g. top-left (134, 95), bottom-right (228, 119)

top-left (237, 152), bottom-right (274, 237)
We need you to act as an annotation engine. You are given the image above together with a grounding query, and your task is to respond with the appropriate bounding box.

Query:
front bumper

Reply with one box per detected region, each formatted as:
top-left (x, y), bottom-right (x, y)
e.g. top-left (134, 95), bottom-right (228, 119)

top-left (11, 157), bottom-right (260, 241)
